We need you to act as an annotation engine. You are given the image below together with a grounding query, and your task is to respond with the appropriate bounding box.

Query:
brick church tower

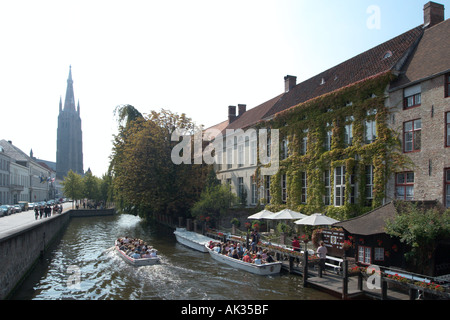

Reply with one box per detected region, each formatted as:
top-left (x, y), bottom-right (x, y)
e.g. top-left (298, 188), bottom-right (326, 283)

top-left (56, 66), bottom-right (84, 179)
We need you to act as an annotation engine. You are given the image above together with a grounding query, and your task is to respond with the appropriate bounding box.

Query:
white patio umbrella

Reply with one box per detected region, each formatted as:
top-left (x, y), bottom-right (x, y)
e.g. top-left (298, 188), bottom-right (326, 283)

top-left (247, 209), bottom-right (274, 220)
top-left (294, 213), bottom-right (339, 226)
top-left (267, 209), bottom-right (307, 220)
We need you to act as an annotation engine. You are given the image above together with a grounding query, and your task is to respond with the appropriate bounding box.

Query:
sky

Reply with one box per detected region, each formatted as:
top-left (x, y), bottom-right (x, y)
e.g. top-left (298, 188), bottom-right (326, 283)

top-left (0, 0), bottom-right (442, 177)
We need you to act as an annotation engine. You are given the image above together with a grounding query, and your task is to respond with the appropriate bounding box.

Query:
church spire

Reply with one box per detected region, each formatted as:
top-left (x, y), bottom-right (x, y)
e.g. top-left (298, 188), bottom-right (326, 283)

top-left (64, 65), bottom-right (76, 111)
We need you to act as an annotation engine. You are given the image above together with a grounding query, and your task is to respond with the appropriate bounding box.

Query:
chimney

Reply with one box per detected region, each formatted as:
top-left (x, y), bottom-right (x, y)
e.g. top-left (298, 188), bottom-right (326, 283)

top-left (238, 104), bottom-right (246, 117)
top-left (284, 75), bottom-right (297, 92)
top-left (228, 105), bottom-right (237, 123)
top-left (424, 2), bottom-right (445, 28)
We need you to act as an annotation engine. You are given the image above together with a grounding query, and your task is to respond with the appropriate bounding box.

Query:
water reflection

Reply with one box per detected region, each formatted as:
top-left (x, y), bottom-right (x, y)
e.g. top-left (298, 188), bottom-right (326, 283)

top-left (13, 214), bottom-right (335, 300)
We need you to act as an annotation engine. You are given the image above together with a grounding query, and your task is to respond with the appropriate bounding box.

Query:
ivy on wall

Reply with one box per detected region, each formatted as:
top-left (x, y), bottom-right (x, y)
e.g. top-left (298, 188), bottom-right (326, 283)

top-left (256, 72), bottom-right (409, 221)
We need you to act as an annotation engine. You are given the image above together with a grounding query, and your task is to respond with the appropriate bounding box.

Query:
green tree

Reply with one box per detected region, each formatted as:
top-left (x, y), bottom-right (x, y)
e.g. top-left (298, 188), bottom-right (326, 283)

top-left (385, 202), bottom-right (450, 274)
top-left (61, 170), bottom-right (83, 207)
top-left (109, 106), bottom-right (209, 219)
top-left (82, 170), bottom-right (99, 201)
top-left (191, 184), bottom-right (237, 227)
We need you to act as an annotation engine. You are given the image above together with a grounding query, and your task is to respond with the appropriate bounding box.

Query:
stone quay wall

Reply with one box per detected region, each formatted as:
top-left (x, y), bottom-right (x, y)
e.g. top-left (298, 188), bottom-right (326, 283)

top-left (0, 208), bottom-right (115, 299)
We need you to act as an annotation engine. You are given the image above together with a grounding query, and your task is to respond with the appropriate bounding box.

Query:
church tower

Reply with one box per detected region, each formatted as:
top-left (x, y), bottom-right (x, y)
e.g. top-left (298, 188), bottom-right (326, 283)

top-left (56, 66), bottom-right (84, 179)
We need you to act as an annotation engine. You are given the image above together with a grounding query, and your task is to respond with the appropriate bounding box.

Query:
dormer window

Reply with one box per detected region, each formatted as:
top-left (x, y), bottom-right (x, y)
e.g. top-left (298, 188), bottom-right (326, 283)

top-left (383, 51), bottom-right (393, 59)
top-left (403, 84), bottom-right (421, 109)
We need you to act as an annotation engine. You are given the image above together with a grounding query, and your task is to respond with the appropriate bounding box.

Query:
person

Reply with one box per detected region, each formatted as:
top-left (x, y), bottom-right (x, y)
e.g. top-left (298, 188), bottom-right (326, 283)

top-left (149, 249), bottom-right (157, 257)
top-left (265, 252), bottom-right (275, 263)
top-left (34, 206), bottom-right (39, 220)
top-left (292, 236), bottom-right (301, 252)
top-left (254, 254), bottom-right (262, 265)
top-left (131, 250), bottom-right (141, 259)
top-left (317, 241), bottom-right (328, 275)
top-left (213, 243), bottom-right (221, 253)
top-left (141, 250), bottom-right (152, 258)
top-left (231, 249), bottom-right (239, 259)
top-left (242, 250), bottom-right (252, 263)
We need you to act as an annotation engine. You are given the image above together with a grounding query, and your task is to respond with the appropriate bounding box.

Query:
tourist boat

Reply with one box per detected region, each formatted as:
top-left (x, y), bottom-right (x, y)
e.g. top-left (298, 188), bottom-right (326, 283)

top-left (173, 228), bottom-right (214, 253)
top-left (204, 243), bottom-right (282, 276)
top-left (115, 240), bottom-right (160, 266)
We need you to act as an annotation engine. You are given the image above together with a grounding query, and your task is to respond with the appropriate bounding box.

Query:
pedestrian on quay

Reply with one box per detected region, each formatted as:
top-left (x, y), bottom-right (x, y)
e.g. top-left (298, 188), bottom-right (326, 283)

top-left (317, 241), bottom-right (328, 275)
top-left (292, 236), bottom-right (300, 252)
top-left (34, 206), bottom-right (39, 220)
top-left (39, 206), bottom-right (44, 219)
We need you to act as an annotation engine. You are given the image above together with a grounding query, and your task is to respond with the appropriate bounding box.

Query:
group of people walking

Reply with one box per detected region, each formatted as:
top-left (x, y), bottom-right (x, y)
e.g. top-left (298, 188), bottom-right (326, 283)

top-left (34, 204), bottom-right (62, 220)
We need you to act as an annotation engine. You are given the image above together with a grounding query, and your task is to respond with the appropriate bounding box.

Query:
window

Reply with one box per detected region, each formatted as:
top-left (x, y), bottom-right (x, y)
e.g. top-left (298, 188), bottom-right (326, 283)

top-left (344, 116), bottom-right (354, 147)
top-left (446, 112), bottom-right (450, 147)
top-left (324, 123), bottom-right (332, 151)
top-left (324, 169), bottom-right (331, 206)
top-left (403, 84), bottom-right (421, 109)
top-left (301, 172), bottom-right (307, 204)
top-left (265, 175), bottom-right (271, 203)
top-left (445, 74), bottom-right (450, 98)
top-left (301, 129), bottom-right (308, 155)
top-left (281, 174), bottom-right (287, 203)
top-left (403, 119), bottom-right (421, 152)
top-left (251, 176), bottom-right (257, 205)
top-left (358, 246), bottom-right (371, 265)
top-left (396, 172), bottom-right (414, 200)
top-left (334, 166), bottom-right (345, 206)
top-left (281, 139), bottom-right (289, 160)
top-left (238, 143), bottom-right (244, 168)
top-left (364, 110), bottom-right (377, 145)
top-left (374, 247), bottom-right (385, 261)
top-left (365, 165), bottom-right (374, 206)
top-left (445, 169), bottom-right (450, 208)
top-left (238, 177), bottom-right (244, 199)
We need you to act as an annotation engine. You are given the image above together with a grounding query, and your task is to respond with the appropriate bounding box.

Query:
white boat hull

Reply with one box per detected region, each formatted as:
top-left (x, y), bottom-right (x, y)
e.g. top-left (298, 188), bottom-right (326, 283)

top-left (205, 244), bottom-right (282, 276)
top-left (173, 228), bottom-right (214, 253)
top-left (115, 242), bottom-right (159, 266)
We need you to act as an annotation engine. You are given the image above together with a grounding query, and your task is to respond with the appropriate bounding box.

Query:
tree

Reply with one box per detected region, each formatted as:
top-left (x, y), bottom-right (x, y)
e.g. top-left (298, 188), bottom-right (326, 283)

top-left (61, 170), bottom-right (83, 207)
top-left (385, 202), bottom-right (450, 274)
top-left (109, 106), bottom-right (209, 219)
top-left (191, 184), bottom-right (237, 227)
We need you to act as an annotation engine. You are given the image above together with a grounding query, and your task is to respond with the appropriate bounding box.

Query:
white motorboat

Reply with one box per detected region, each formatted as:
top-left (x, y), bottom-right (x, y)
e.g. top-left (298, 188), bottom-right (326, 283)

top-left (115, 240), bottom-right (159, 266)
top-left (173, 228), bottom-right (214, 253)
top-left (205, 243), bottom-right (282, 276)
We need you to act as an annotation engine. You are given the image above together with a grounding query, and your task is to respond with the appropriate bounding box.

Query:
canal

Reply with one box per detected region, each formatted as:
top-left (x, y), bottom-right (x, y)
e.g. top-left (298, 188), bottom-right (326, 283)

top-left (11, 214), bottom-right (336, 300)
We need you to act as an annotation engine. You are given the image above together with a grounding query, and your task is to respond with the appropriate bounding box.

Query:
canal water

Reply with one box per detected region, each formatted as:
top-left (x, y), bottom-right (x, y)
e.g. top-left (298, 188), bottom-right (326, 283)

top-left (12, 214), bottom-right (335, 300)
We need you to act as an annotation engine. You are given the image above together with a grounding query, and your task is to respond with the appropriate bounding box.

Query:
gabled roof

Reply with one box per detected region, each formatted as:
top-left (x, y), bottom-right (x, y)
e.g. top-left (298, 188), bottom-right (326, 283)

top-left (391, 18), bottom-right (450, 89)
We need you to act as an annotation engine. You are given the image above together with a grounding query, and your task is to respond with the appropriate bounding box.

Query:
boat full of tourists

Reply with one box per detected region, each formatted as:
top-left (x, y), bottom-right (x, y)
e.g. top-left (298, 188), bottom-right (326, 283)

top-left (205, 242), bottom-right (282, 276)
top-left (115, 237), bottom-right (160, 266)
top-left (173, 228), bottom-right (215, 252)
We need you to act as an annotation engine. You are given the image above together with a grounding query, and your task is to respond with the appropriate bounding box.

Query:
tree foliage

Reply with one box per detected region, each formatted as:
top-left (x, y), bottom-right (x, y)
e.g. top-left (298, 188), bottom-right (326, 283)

top-left (109, 106), bottom-right (209, 219)
top-left (385, 202), bottom-right (450, 274)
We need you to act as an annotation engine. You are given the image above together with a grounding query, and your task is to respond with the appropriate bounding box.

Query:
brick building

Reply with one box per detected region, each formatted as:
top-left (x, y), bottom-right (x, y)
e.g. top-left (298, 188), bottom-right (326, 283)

top-left (210, 1), bottom-right (449, 218)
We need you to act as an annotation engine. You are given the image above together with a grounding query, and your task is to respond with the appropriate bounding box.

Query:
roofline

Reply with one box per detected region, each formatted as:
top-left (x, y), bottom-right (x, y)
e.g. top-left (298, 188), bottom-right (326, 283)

top-left (389, 68), bottom-right (450, 92)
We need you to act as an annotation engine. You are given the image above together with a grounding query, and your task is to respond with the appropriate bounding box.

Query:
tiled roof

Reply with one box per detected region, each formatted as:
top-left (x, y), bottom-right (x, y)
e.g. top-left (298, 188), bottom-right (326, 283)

top-left (265, 26), bottom-right (424, 118)
top-left (214, 25), bottom-right (424, 133)
top-left (334, 200), bottom-right (439, 235)
top-left (391, 19), bottom-right (450, 89)
top-left (222, 93), bottom-right (283, 133)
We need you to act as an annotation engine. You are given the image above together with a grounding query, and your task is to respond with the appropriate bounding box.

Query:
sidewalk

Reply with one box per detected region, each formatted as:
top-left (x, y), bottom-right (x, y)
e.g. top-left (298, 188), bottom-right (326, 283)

top-left (0, 202), bottom-right (73, 239)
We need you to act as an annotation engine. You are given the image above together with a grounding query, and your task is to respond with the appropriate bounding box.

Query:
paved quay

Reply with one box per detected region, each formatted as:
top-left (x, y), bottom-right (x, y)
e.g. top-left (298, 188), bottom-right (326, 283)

top-left (0, 202), bottom-right (73, 239)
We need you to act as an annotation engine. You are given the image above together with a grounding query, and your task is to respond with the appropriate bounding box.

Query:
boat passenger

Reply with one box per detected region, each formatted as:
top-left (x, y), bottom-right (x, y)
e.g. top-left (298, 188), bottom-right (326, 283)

top-left (231, 249), bottom-right (239, 259)
top-left (254, 254), bottom-right (262, 265)
top-left (131, 251), bottom-right (141, 259)
top-left (242, 251), bottom-right (252, 263)
top-left (265, 252), bottom-right (275, 263)
top-left (213, 243), bottom-right (221, 253)
top-left (141, 251), bottom-right (152, 258)
top-left (150, 249), bottom-right (157, 257)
